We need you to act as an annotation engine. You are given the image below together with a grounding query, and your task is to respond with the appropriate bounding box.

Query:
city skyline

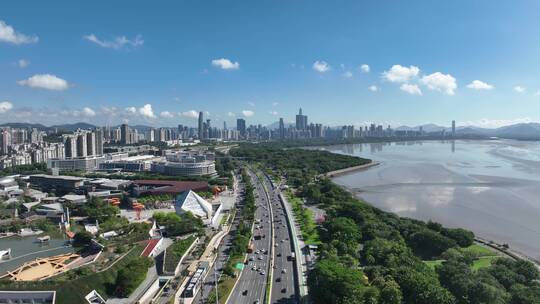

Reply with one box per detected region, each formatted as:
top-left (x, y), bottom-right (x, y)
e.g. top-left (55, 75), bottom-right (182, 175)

top-left (3, 1), bottom-right (540, 128)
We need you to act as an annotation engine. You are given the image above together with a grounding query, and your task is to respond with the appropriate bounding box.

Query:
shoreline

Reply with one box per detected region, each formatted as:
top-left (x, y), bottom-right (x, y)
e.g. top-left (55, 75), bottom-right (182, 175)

top-left (329, 161), bottom-right (540, 269)
top-left (324, 161), bottom-right (380, 177)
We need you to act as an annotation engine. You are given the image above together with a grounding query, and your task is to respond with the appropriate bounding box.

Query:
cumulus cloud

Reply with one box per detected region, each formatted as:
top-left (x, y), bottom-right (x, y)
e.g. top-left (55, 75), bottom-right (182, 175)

top-left (514, 86), bottom-right (526, 93)
top-left (101, 106), bottom-right (118, 116)
top-left (368, 85), bottom-right (379, 92)
top-left (83, 34), bottom-right (144, 49)
top-left (180, 110), bottom-right (199, 119)
top-left (0, 101), bottom-right (14, 113)
top-left (0, 20), bottom-right (38, 45)
top-left (242, 110), bottom-right (254, 117)
top-left (313, 60), bottom-right (330, 73)
top-left (211, 58), bottom-right (240, 70)
top-left (17, 59), bottom-right (30, 68)
top-left (382, 65), bottom-right (420, 83)
top-left (18, 74), bottom-right (69, 91)
top-left (269, 110), bottom-right (278, 116)
top-left (82, 107), bottom-right (96, 117)
top-left (467, 80), bottom-right (494, 90)
top-left (400, 83), bottom-right (422, 95)
top-left (360, 64), bottom-right (370, 73)
top-left (138, 104), bottom-right (156, 118)
top-left (160, 111), bottom-right (175, 118)
top-left (227, 111), bottom-right (236, 117)
top-left (125, 107), bottom-right (137, 114)
top-left (420, 72), bottom-right (457, 95)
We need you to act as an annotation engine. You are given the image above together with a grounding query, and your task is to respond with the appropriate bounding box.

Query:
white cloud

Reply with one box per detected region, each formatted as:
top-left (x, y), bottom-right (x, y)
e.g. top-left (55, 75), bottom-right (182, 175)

top-left (420, 72), bottom-right (457, 95)
top-left (467, 80), bottom-right (494, 90)
top-left (382, 65), bottom-right (420, 83)
top-left (101, 106), bottom-right (118, 116)
top-left (360, 64), bottom-right (370, 73)
top-left (400, 83), bottom-right (422, 95)
top-left (514, 86), bottom-right (526, 93)
top-left (247, 101), bottom-right (255, 107)
top-left (17, 59), bottom-right (30, 68)
top-left (83, 34), bottom-right (144, 49)
top-left (0, 101), bottom-right (14, 113)
top-left (227, 111), bottom-right (236, 117)
top-left (211, 58), bottom-right (240, 70)
top-left (460, 117), bottom-right (532, 128)
top-left (269, 110), bottom-right (278, 116)
top-left (125, 107), bottom-right (137, 114)
top-left (180, 110), bottom-right (199, 119)
top-left (312, 60), bottom-right (330, 73)
top-left (82, 107), bottom-right (96, 117)
top-left (272, 102), bottom-right (279, 107)
top-left (138, 104), bottom-right (156, 119)
top-left (368, 85), bottom-right (379, 92)
top-left (342, 71), bottom-right (353, 78)
top-left (160, 111), bottom-right (175, 118)
top-left (0, 20), bottom-right (38, 45)
top-left (18, 74), bottom-right (69, 91)
top-left (242, 110), bottom-right (254, 117)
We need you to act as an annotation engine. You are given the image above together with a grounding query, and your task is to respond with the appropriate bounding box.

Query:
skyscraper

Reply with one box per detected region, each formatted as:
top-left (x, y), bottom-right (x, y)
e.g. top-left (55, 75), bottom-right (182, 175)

top-left (279, 118), bottom-right (285, 139)
top-left (452, 120), bottom-right (456, 137)
top-left (198, 111), bottom-right (204, 139)
top-left (295, 108), bottom-right (308, 130)
top-left (237, 118), bottom-right (246, 137)
top-left (120, 124), bottom-right (129, 145)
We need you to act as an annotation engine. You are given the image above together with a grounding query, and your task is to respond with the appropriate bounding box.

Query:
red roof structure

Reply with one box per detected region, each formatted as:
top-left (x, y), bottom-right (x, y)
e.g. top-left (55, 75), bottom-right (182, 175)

top-left (141, 238), bottom-right (162, 257)
top-left (132, 180), bottom-right (208, 196)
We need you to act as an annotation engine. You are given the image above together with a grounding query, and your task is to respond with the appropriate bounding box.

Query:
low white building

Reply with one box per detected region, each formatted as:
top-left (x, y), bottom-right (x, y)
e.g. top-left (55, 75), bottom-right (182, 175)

top-left (174, 190), bottom-right (221, 226)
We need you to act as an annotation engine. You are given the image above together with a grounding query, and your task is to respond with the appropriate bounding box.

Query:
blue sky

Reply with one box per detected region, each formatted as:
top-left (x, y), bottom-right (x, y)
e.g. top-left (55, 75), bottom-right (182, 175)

top-left (1, 1), bottom-right (540, 128)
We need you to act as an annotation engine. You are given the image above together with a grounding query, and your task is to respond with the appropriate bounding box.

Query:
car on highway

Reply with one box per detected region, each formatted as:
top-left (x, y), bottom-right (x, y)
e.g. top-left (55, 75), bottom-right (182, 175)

top-left (281, 268), bottom-right (287, 273)
top-left (243, 290), bottom-right (248, 296)
top-left (260, 270), bottom-right (265, 275)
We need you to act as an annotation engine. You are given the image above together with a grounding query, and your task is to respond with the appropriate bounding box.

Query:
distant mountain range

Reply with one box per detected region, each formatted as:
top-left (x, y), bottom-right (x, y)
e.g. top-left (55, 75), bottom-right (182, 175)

top-left (397, 123), bottom-right (540, 139)
top-left (3, 121), bottom-right (540, 139)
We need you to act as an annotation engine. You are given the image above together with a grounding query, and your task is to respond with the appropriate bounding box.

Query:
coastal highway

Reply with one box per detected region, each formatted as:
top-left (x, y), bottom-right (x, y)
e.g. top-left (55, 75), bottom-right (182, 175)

top-left (227, 169), bottom-right (273, 304)
top-left (191, 177), bottom-right (245, 304)
top-left (262, 174), bottom-right (298, 304)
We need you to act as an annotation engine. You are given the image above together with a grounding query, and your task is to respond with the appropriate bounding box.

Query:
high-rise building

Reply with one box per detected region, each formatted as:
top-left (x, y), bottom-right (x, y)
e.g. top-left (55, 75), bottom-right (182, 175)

top-left (237, 118), bottom-right (246, 137)
top-left (120, 124), bottom-right (130, 145)
top-left (198, 111), bottom-right (204, 139)
top-left (86, 132), bottom-right (96, 156)
top-left (452, 120), bottom-right (456, 137)
top-left (0, 129), bottom-right (11, 155)
top-left (279, 118), bottom-right (285, 139)
top-left (95, 128), bottom-right (104, 155)
top-left (76, 133), bottom-right (87, 157)
top-left (295, 108), bottom-right (308, 130)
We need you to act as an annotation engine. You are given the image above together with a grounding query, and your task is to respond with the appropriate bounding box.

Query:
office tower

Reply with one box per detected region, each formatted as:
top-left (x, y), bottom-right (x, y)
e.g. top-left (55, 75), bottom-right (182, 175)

top-left (452, 120), bottom-right (456, 137)
top-left (223, 121), bottom-right (227, 130)
top-left (295, 108), bottom-right (308, 130)
top-left (120, 123), bottom-right (129, 145)
top-left (237, 118), bottom-right (246, 137)
top-left (198, 111), bottom-right (204, 139)
top-left (279, 118), bottom-right (285, 139)
top-left (86, 132), bottom-right (96, 156)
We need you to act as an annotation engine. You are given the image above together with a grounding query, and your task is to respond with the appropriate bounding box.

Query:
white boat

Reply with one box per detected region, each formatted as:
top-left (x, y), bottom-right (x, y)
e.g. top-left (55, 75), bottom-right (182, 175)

top-left (37, 235), bottom-right (50, 243)
top-left (0, 248), bottom-right (11, 260)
